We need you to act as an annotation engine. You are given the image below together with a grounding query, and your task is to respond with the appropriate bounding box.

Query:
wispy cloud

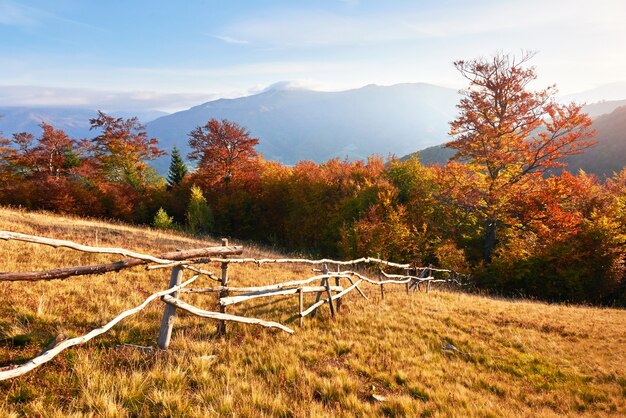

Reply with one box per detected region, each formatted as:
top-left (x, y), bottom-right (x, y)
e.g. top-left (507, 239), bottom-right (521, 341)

top-left (215, 0), bottom-right (624, 48)
top-left (0, 0), bottom-right (105, 31)
top-left (120, 61), bottom-right (351, 78)
top-left (0, 85), bottom-right (219, 112)
top-left (212, 34), bottom-right (250, 45)
top-left (0, 0), bottom-right (40, 26)
top-left (0, 58), bottom-right (356, 104)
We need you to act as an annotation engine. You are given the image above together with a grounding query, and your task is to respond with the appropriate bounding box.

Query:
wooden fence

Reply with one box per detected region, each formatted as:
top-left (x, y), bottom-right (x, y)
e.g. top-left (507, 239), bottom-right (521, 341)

top-left (0, 231), bottom-right (462, 381)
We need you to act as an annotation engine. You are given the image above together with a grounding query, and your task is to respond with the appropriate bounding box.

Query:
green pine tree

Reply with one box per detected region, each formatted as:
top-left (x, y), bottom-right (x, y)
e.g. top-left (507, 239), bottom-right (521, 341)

top-left (166, 147), bottom-right (188, 189)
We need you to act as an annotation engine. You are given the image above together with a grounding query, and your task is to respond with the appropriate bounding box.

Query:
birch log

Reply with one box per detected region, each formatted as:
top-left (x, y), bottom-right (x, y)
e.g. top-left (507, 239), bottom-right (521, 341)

top-left (0, 243), bottom-right (239, 282)
top-left (162, 296), bottom-right (294, 334)
top-left (0, 274), bottom-right (200, 381)
top-left (0, 231), bottom-right (174, 264)
top-left (180, 277), bottom-right (350, 295)
top-left (220, 286), bottom-right (343, 306)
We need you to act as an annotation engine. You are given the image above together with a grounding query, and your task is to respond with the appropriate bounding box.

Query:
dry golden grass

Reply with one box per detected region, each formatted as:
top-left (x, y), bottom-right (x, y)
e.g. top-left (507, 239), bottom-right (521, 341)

top-left (0, 206), bottom-right (625, 417)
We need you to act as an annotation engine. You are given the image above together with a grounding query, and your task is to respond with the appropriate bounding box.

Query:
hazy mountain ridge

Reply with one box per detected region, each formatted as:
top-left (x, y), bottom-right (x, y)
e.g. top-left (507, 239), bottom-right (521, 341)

top-left (563, 105), bottom-right (626, 177)
top-left (563, 81), bottom-right (626, 104)
top-left (0, 107), bottom-right (168, 139)
top-left (146, 83), bottom-right (461, 171)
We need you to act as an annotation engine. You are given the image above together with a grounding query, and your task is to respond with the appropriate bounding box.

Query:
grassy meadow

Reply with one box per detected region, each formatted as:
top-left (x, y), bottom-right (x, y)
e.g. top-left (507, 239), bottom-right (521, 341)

top-left (0, 207), bottom-right (625, 417)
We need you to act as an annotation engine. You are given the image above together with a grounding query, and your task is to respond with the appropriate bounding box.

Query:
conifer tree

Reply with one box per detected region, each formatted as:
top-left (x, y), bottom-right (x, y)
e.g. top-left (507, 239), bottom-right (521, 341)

top-left (166, 146), bottom-right (188, 189)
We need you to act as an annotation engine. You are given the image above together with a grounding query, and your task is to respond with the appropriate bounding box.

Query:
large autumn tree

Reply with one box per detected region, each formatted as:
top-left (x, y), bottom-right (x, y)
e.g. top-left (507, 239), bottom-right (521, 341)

top-left (441, 52), bottom-right (596, 262)
top-left (188, 118), bottom-right (259, 186)
top-left (89, 111), bottom-right (164, 188)
top-left (3, 123), bottom-right (82, 179)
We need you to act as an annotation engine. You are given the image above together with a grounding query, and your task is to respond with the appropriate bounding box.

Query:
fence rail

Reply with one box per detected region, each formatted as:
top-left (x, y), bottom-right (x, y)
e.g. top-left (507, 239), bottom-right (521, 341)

top-left (0, 230), bottom-right (462, 381)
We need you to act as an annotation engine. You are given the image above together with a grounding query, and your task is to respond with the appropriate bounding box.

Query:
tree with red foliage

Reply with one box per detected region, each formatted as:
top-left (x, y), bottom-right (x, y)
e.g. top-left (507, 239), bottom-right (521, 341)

top-left (89, 111), bottom-right (164, 188)
top-left (0, 123), bottom-right (16, 185)
top-left (441, 52), bottom-right (596, 262)
top-left (188, 118), bottom-right (259, 186)
top-left (32, 123), bottom-right (78, 177)
top-left (5, 123), bottom-right (79, 178)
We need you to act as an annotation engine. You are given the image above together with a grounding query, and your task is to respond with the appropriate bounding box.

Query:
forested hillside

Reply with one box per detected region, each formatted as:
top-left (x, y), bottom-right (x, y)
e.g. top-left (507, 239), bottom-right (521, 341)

top-left (563, 106), bottom-right (626, 177)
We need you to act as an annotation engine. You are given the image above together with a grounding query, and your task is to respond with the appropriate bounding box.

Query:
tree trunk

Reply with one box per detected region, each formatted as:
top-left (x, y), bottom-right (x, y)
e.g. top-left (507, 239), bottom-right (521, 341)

top-left (483, 219), bottom-right (497, 263)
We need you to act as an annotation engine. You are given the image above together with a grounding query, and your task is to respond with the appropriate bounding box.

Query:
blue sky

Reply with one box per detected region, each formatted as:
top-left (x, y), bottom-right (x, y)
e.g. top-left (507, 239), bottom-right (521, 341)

top-left (1, 0), bottom-right (625, 111)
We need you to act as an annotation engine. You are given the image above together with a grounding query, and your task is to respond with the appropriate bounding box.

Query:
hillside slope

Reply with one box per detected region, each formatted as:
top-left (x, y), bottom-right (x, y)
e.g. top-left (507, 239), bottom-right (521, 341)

top-left (0, 208), bottom-right (625, 417)
top-left (406, 105), bottom-right (626, 178)
top-left (563, 105), bottom-right (626, 176)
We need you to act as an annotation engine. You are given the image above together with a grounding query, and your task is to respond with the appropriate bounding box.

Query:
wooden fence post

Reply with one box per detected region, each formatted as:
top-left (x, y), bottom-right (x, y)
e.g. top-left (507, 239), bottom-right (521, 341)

top-left (311, 263), bottom-right (326, 318)
top-left (323, 263), bottom-right (335, 319)
top-left (334, 264), bottom-right (342, 313)
top-left (217, 238), bottom-right (229, 336)
top-left (405, 268), bottom-right (410, 295)
top-left (298, 288), bottom-right (304, 326)
top-left (157, 266), bottom-right (184, 349)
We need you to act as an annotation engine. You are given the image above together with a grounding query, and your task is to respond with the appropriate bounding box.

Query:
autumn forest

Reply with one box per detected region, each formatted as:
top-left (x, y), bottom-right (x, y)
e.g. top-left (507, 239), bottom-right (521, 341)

top-left (1, 53), bottom-right (625, 306)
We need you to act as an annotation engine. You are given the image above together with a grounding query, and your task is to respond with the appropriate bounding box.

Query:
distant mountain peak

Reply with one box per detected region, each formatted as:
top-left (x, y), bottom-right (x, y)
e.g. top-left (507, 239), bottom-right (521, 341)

top-left (563, 81), bottom-right (626, 104)
top-left (260, 80), bottom-right (314, 93)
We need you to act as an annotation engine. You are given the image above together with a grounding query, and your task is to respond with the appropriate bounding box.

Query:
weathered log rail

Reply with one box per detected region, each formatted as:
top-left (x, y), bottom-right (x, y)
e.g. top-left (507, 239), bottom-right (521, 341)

top-left (0, 230), bottom-right (462, 381)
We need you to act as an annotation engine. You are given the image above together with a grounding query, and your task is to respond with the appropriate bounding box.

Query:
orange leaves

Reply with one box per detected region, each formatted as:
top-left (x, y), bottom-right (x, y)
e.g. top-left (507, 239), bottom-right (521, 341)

top-left (444, 52), bottom-right (597, 261)
top-left (449, 53), bottom-right (594, 183)
top-left (530, 102), bottom-right (596, 170)
top-left (3, 123), bottom-right (81, 179)
top-left (89, 111), bottom-right (164, 186)
top-left (36, 123), bottom-right (76, 176)
top-left (188, 118), bottom-right (259, 187)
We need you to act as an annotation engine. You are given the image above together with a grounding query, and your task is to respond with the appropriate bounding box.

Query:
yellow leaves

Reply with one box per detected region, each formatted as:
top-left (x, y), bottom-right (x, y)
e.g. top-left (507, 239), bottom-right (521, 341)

top-left (376, 187), bottom-right (396, 208)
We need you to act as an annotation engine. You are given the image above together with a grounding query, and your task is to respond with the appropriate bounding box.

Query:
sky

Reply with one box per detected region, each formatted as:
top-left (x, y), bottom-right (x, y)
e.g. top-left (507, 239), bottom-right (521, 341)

top-left (1, 0), bottom-right (625, 112)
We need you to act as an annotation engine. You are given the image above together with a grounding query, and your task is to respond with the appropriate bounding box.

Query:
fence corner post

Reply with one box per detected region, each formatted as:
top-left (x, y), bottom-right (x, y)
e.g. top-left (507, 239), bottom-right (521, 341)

top-left (323, 263), bottom-right (336, 319)
top-left (157, 266), bottom-right (184, 350)
top-left (311, 263), bottom-right (327, 319)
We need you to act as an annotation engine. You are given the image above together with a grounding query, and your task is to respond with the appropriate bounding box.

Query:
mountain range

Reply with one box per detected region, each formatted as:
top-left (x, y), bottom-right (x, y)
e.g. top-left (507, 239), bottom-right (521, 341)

top-left (145, 83), bottom-right (460, 171)
top-left (0, 81), bottom-right (625, 177)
